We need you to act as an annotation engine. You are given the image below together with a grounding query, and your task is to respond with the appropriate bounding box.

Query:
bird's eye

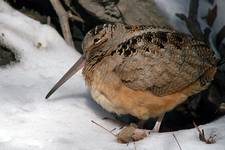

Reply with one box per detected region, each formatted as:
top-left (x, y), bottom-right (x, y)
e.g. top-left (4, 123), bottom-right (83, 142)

top-left (94, 38), bottom-right (101, 44)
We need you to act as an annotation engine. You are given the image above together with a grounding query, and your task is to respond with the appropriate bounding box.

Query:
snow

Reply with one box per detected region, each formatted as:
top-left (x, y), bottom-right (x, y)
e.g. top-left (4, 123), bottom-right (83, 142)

top-left (0, 0), bottom-right (224, 150)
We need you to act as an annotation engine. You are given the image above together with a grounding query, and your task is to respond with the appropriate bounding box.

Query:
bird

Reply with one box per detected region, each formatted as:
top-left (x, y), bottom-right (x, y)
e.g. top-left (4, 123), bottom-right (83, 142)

top-left (46, 23), bottom-right (218, 133)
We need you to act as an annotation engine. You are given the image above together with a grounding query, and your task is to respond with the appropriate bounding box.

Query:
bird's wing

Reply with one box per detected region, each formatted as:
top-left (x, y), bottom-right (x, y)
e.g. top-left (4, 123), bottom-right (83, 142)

top-left (112, 30), bottom-right (217, 96)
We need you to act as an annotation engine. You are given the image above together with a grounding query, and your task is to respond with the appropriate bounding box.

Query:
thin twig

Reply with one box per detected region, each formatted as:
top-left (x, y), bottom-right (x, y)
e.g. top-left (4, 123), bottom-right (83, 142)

top-left (91, 120), bottom-right (117, 137)
top-left (49, 0), bottom-right (74, 47)
top-left (173, 133), bottom-right (182, 150)
top-left (193, 121), bottom-right (202, 133)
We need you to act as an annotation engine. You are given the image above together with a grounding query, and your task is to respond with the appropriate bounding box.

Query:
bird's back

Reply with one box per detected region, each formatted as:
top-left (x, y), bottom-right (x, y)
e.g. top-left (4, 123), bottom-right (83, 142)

top-left (83, 25), bottom-right (218, 119)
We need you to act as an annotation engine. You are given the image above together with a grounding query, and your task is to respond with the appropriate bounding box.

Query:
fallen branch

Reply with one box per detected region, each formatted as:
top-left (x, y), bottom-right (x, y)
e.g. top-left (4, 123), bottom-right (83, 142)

top-left (49, 0), bottom-right (74, 47)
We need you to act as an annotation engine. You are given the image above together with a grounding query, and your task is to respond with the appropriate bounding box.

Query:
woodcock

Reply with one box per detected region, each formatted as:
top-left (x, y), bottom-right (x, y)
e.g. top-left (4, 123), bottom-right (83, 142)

top-left (46, 23), bottom-right (218, 132)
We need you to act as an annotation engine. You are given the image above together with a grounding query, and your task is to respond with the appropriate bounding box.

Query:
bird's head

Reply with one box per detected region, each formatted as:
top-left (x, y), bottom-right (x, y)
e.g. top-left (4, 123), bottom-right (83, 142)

top-left (45, 24), bottom-right (121, 99)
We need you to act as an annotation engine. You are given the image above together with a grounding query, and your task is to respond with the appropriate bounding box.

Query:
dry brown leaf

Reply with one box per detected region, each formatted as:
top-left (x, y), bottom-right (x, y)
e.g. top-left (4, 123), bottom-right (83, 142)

top-left (117, 123), bottom-right (149, 143)
top-left (117, 123), bottom-right (137, 143)
top-left (204, 5), bottom-right (217, 27)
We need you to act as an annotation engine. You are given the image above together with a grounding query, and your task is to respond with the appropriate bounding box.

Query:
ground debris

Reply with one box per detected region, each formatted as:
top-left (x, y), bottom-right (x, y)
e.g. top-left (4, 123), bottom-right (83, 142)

top-left (91, 120), bottom-right (149, 144)
top-left (193, 122), bottom-right (216, 144)
top-left (117, 123), bottom-right (149, 143)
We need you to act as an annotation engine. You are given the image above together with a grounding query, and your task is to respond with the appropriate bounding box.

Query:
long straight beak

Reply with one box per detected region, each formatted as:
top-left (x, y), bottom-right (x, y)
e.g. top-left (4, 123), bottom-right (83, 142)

top-left (45, 56), bottom-right (85, 99)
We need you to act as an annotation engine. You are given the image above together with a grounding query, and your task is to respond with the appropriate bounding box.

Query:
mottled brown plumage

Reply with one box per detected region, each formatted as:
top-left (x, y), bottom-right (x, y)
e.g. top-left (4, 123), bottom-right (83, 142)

top-left (46, 23), bottom-right (218, 133)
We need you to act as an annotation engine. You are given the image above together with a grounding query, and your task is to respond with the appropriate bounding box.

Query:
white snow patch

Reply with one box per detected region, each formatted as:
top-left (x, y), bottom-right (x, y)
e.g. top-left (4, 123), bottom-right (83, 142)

top-left (0, 1), bottom-right (225, 150)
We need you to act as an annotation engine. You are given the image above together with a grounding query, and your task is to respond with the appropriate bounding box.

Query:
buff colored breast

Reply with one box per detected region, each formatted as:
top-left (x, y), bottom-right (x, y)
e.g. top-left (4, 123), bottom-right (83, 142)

top-left (88, 55), bottom-right (216, 120)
